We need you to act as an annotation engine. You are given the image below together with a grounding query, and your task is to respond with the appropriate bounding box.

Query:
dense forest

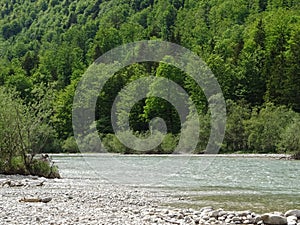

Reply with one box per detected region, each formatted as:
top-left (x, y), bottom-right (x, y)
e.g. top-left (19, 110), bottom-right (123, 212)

top-left (1, 0), bottom-right (300, 159)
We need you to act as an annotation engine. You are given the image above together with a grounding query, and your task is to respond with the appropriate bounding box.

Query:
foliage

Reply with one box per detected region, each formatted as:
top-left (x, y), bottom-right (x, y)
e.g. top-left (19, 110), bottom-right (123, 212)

top-left (244, 103), bottom-right (296, 153)
top-left (223, 100), bottom-right (250, 153)
top-left (62, 136), bottom-right (79, 153)
top-left (278, 116), bottom-right (300, 154)
top-left (0, 86), bottom-right (60, 177)
top-left (1, 0), bottom-right (300, 157)
top-left (102, 133), bottom-right (130, 154)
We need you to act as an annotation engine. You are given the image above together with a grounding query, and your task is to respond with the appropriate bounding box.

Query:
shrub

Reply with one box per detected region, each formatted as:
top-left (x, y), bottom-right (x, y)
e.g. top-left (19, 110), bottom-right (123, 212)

top-left (0, 86), bottom-right (61, 178)
top-left (244, 103), bottom-right (296, 153)
top-left (29, 158), bottom-right (60, 178)
top-left (181, 113), bottom-right (211, 153)
top-left (223, 100), bottom-right (250, 153)
top-left (278, 116), bottom-right (300, 155)
top-left (81, 132), bottom-right (102, 152)
top-left (29, 159), bottom-right (51, 177)
top-left (62, 136), bottom-right (79, 153)
top-left (102, 133), bottom-right (129, 153)
top-left (102, 132), bottom-right (179, 154)
top-left (10, 156), bottom-right (28, 175)
top-left (161, 133), bottom-right (178, 154)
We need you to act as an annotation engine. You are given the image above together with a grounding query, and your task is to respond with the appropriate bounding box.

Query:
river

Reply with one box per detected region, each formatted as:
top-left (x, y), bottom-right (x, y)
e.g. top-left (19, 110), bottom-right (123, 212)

top-left (53, 154), bottom-right (300, 214)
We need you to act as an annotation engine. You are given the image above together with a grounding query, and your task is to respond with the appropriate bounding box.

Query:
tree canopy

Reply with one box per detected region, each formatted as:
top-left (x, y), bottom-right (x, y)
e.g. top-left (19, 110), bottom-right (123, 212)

top-left (1, 0), bottom-right (300, 155)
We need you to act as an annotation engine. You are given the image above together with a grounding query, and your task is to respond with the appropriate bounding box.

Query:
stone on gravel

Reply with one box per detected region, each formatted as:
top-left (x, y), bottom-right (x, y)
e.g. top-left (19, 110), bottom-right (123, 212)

top-left (285, 210), bottom-right (300, 218)
top-left (261, 213), bottom-right (288, 225)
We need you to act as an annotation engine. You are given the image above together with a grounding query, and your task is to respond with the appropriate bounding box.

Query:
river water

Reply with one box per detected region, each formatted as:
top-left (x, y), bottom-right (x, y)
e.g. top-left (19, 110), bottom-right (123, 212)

top-left (53, 154), bottom-right (300, 213)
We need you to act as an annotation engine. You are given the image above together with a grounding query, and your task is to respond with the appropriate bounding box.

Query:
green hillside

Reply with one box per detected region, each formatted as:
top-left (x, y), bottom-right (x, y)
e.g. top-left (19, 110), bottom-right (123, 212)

top-left (1, 0), bottom-right (300, 156)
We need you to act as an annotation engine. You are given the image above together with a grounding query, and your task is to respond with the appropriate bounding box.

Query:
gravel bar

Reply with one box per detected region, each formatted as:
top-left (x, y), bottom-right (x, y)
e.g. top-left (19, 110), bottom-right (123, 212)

top-left (1, 176), bottom-right (300, 225)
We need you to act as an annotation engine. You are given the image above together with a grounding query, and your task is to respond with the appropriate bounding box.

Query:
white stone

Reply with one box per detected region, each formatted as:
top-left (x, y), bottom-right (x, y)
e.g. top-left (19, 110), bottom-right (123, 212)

top-left (236, 211), bottom-right (252, 217)
top-left (202, 215), bottom-right (210, 220)
top-left (285, 210), bottom-right (300, 218)
top-left (218, 216), bottom-right (225, 221)
top-left (219, 210), bottom-right (228, 217)
top-left (225, 218), bottom-right (232, 223)
top-left (200, 206), bottom-right (213, 212)
top-left (247, 214), bottom-right (254, 220)
top-left (209, 217), bottom-right (216, 222)
top-left (287, 216), bottom-right (298, 222)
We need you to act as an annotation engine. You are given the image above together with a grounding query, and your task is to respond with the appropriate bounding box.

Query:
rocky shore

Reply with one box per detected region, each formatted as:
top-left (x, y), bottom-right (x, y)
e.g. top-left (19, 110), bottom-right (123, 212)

top-left (0, 177), bottom-right (299, 225)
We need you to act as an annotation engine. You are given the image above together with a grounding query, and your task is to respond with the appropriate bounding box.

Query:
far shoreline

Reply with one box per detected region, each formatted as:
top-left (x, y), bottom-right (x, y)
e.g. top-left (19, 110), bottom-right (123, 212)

top-left (49, 153), bottom-right (292, 159)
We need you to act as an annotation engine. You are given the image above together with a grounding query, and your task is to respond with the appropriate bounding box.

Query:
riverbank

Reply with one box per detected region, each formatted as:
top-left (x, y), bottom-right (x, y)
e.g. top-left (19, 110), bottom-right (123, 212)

top-left (1, 176), bottom-right (299, 225)
top-left (49, 153), bottom-right (292, 159)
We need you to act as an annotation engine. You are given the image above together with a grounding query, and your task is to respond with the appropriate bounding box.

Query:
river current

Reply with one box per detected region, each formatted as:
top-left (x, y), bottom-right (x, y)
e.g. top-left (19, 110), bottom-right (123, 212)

top-left (54, 154), bottom-right (300, 213)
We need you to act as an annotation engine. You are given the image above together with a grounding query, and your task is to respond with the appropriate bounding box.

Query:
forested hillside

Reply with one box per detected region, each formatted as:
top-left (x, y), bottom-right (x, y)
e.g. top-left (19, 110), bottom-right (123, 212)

top-left (1, 0), bottom-right (300, 155)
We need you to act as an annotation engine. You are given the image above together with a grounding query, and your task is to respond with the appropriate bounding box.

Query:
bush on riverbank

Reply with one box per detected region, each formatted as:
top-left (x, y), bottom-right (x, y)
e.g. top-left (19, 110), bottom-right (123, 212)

top-left (278, 116), bottom-right (300, 157)
top-left (95, 101), bottom-right (300, 157)
top-left (0, 86), bottom-right (60, 178)
top-left (101, 132), bottom-right (177, 154)
top-left (0, 156), bottom-right (60, 178)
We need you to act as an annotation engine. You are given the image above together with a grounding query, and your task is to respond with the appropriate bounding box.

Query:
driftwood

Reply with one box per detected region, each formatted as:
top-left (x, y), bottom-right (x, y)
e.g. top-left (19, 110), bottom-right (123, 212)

top-left (19, 197), bottom-right (52, 203)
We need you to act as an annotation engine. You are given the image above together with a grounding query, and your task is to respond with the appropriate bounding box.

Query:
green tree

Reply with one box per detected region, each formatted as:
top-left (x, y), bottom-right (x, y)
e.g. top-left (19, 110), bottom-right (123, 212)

top-left (244, 103), bottom-right (295, 153)
top-left (0, 86), bottom-right (59, 177)
top-left (285, 28), bottom-right (300, 111)
top-left (143, 58), bottom-right (187, 134)
top-left (223, 100), bottom-right (250, 152)
top-left (278, 115), bottom-right (300, 155)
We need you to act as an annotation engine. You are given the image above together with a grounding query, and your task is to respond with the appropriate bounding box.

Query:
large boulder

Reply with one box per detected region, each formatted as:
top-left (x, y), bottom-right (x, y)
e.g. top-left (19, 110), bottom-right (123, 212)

top-left (284, 210), bottom-right (300, 218)
top-left (261, 213), bottom-right (287, 225)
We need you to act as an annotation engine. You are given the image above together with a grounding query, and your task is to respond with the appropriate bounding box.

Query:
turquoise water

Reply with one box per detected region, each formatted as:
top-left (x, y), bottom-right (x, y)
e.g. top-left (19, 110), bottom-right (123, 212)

top-left (53, 154), bottom-right (300, 213)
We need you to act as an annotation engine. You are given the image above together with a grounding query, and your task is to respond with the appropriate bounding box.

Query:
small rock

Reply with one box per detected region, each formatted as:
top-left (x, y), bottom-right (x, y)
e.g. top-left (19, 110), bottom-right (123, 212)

top-left (247, 215), bottom-right (254, 220)
top-left (219, 210), bottom-right (227, 217)
top-left (255, 216), bottom-right (262, 223)
top-left (236, 211), bottom-right (252, 217)
top-left (287, 216), bottom-right (298, 222)
top-left (228, 214), bottom-right (235, 219)
top-left (209, 210), bottom-right (220, 218)
top-left (162, 209), bottom-right (169, 214)
top-left (185, 216), bottom-right (192, 222)
top-left (177, 214), bottom-right (184, 219)
top-left (132, 209), bottom-right (140, 214)
top-left (257, 220), bottom-right (264, 225)
top-left (200, 206), bottom-right (213, 212)
top-left (218, 216), bottom-right (225, 221)
top-left (202, 215), bottom-right (210, 220)
top-left (261, 213), bottom-right (287, 225)
top-left (225, 218), bottom-right (232, 223)
top-left (194, 218), bottom-right (200, 224)
top-left (285, 210), bottom-right (300, 218)
top-left (232, 217), bottom-right (241, 221)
